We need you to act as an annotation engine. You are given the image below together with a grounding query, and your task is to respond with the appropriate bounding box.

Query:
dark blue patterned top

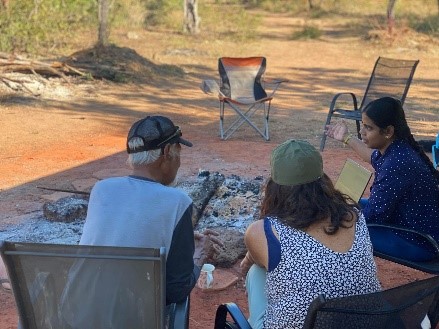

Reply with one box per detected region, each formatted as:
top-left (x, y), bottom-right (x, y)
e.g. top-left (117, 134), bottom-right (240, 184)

top-left (363, 139), bottom-right (439, 242)
top-left (264, 214), bottom-right (381, 329)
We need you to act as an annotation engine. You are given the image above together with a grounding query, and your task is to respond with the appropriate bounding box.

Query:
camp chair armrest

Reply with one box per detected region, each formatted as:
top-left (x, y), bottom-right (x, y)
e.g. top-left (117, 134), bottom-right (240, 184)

top-left (214, 303), bottom-right (252, 329)
top-left (302, 295), bottom-right (327, 329)
top-left (263, 78), bottom-right (288, 85)
top-left (263, 78), bottom-right (287, 98)
top-left (201, 79), bottom-right (220, 95)
top-left (367, 223), bottom-right (439, 255)
top-left (329, 92), bottom-right (359, 113)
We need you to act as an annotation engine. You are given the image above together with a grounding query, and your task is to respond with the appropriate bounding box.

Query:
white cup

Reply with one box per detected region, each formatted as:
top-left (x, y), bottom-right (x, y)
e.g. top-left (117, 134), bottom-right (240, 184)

top-left (197, 263), bottom-right (215, 289)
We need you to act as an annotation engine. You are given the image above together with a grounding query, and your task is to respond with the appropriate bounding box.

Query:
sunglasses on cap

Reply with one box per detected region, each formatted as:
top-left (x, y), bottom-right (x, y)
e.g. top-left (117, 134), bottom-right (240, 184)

top-left (157, 127), bottom-right (182, 147)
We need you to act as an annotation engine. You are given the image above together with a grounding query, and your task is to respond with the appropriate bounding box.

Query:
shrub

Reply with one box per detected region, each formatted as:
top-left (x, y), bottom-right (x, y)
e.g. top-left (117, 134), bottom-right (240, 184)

top-left (291, 25), bottom-right (322, 40)
top-left (0, 0), bottom-right (97, 54)
top-left (409, 15), bottom-right (439, 35)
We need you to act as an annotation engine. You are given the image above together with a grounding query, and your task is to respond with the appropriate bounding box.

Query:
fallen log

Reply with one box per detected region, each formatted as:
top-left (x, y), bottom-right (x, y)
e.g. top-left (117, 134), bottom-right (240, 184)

top-left (0, 52), bottom-right (93, 94)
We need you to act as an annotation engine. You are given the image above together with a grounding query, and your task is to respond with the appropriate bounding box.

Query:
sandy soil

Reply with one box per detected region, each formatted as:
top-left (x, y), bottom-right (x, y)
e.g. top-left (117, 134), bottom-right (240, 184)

top-left (1, 11), bottom-right (439, 328)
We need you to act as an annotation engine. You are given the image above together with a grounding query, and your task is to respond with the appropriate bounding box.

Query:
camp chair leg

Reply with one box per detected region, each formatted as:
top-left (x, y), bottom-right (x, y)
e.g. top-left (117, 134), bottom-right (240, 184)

top-left (320, 134), bottom-right (328, 152)
top-left (355, 120), bottom-right (361, 139)
top-left (221, 101), bottom-right (271, 141)
top-left (263, 101), bottom-right (271, 141)
top-left (220, 101), bottom-right (225, 139)
top-left (320, 109), bottom-right (334, 151)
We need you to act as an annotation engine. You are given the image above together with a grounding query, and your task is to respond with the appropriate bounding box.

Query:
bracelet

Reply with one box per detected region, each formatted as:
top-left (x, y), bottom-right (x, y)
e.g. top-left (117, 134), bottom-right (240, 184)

top-left (343, 134), bottom-right (353, 145)
top-left (244, 253), bottom-right (253, 262)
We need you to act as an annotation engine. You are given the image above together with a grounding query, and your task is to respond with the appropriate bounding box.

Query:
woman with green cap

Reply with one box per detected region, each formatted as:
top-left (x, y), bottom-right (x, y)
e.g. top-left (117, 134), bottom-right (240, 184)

top-left (240, 139), bottom-right (381, 329)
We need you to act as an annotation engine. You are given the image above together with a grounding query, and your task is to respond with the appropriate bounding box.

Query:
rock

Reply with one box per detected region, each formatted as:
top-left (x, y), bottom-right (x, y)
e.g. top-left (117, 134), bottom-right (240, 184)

top-left (43, 196), bottom-right (88, 223)
top-left (126, 31), bottom-right (139, 40)
top-left (210, 227), bottom-right (246, 268)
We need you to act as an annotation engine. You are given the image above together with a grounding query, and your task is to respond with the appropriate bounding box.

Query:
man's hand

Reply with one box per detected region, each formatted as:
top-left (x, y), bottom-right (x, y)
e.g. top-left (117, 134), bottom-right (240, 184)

top-left (193, 229), bottom-right (224, 267)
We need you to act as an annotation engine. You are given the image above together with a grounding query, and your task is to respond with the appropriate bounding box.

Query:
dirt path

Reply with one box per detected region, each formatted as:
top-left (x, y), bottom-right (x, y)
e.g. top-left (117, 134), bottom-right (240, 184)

top-left (1, 11), bottom-right (439, 328)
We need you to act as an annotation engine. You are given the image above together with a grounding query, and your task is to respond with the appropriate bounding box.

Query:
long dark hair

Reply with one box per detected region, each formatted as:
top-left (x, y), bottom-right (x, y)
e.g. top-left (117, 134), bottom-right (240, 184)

top-left (363, 97), bottom-right (439, 181)
top-left (260, 174), bottom-right (357, 235)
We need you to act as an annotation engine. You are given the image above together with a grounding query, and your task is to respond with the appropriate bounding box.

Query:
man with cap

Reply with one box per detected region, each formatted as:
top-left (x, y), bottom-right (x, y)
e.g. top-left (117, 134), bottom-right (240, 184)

top-left (60, 115), bottom-right (222, 328)
top-left (239, 139), bottom-right (380, 329)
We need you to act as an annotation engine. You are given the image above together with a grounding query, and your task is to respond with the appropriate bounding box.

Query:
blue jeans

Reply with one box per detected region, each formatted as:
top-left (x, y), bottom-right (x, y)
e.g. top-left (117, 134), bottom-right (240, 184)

top-left (368, 226), bottom-right (437, 262)
top-left (361, 198), bottom-right (437, 262)
top-left (246, 265), bottom-right (267, 329)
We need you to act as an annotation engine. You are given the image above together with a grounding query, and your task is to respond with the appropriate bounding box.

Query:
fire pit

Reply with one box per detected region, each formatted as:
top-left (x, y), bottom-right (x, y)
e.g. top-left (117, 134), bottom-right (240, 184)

top-left (0, 170), bottom-right (266, 267)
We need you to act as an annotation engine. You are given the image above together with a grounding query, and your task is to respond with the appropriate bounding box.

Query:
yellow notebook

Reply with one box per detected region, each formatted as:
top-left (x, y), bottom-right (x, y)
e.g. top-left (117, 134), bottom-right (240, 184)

top-left (335, 159), bottom-right (373, 202)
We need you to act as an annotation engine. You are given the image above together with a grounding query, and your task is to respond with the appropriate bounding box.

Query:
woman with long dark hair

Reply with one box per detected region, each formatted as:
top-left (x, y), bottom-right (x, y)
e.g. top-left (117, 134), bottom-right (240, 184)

top-left (326, 96), bottom-right (439, 261)
top-left (240, 140), bottom-right (380, 329)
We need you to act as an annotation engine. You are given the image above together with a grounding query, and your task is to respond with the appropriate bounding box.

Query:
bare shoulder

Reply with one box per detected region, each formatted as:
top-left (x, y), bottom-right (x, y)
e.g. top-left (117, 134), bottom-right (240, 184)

top-left (244, 219), bottom-right (269, 268)
top-left (245, 219), bottom-right (265, 239)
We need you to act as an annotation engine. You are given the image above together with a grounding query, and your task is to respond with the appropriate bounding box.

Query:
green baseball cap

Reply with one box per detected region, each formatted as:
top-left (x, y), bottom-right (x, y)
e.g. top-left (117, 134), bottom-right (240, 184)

top-left (271, 140), bottom-right (323, 186)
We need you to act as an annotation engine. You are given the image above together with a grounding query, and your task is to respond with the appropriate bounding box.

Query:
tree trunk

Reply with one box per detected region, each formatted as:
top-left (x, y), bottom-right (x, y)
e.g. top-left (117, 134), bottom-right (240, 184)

top-left (0, 0), bottom-right (9, 10)
top-left (387, 0), bottom-right (397, 34)
top-left (97, 0), bottom-right (110, 47)
top-left (0, 0), bottom-right (9, 18)
top-left (308, 0), bottom-right (322, 10)
top-left (183, 0), bottom-right (200, 34)
top-left (29, 0), bottom-right (42, 19)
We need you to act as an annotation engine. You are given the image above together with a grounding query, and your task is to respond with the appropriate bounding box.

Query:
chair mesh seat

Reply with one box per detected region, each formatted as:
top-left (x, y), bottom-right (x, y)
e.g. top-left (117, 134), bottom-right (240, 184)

top-left (0, 241), bottom-right (190, 329)
top-left (214, 276), bottom-right (439, 329)
top-left (309, 276), bottom-right (439, 329)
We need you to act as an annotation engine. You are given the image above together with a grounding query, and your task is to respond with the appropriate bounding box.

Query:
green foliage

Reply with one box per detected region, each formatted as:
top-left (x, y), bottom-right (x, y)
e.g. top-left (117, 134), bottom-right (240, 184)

top-left (409, 15), bottom-right (439, 35)
top-left (0, 0), bottom-right (97, 54)
top-left (143, 0), bottom-right (181, 27)
top-left (237, 0), bottom-right (438, 18)
top-left (291, 25), bottom-right (322, 40)
top-left (200, 3), bottom-right (261, 41)
top-left (1, 0), bottom-right (438, 55)
top-left (245, 0), bottom-right (302, 13)
top-left (111, 0), bottom-right (148, 28)
top-left (136, 0), bottom-right (262, 39)
top-left (308, 7), bottom-right (329, 19)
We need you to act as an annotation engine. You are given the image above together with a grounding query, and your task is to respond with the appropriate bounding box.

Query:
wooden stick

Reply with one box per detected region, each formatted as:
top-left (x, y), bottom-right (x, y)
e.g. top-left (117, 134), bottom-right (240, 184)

top-left (36, 186), bottom-right (90, 195)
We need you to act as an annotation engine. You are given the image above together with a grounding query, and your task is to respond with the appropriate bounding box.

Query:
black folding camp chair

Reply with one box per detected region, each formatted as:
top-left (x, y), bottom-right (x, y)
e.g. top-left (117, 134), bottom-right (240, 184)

top-left (320, 57), bottom-right (419, 151)
top-left (368, 224), bottom-right (439, 275)
top-left (201, 57), bottom-right (287, 141)
top-left (0, 241), bottom-right (189, 329)
top-left (433, 132), bottom-right (439, 169)
top-left (214, 276), bottom-right (439, 329)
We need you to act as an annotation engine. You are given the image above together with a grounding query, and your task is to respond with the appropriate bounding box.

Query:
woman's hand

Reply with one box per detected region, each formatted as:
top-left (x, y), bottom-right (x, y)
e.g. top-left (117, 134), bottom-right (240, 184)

top-left (326, 120), bottom-right (373, 163)
top-left (240, 252), bottom-right (254, 276)
top-left (325, 120), bottom-right (350, 142)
